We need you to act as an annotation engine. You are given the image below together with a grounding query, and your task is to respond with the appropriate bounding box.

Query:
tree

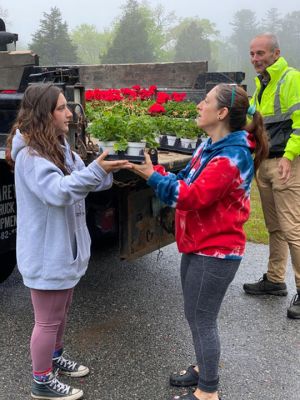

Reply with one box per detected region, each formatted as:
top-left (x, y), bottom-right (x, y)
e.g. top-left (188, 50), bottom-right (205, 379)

top-left (172, 18), bottom-right (218, 67)
top-left (139, 1), bottom-right (178, 61)
top-left (260, 8), bottom-right (283, 33)
top-left (29, 7), bottom-right (78, 65)
top-left (71, 24), bottom-right (111, 65)
top-left (229, 9), bottom-right (259, 93)
top-left (230, 9), bottom-right (259, 66)
top-left (0, 6), bottom-right (8, 23)
top-left (102, 0), bottom-right (155, 64)
top-left (278, 11), bottom-right (300, 67)
top-left (212, 39), bottom-right (235, 72)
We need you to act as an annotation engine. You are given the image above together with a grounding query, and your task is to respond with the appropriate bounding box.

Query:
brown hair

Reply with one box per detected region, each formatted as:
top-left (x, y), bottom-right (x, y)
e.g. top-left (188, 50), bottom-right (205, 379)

top-left (215, 83), bottom-right (269, 172)
top-left (6, 83), bottom-right (71, 174)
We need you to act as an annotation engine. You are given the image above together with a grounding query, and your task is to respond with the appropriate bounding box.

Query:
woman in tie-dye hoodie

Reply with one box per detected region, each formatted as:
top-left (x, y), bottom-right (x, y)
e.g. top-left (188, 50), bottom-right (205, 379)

top-left (129, 84), bottom-right (268, 400)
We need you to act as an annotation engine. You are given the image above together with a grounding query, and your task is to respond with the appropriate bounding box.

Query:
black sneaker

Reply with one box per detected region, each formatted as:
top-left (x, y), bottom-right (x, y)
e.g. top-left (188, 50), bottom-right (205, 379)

top-left (53, 352), bottom-right (89, 377)
top-left (31, 372), bottom-right (83, 399)
top-left (243, 273), bottom-right (287, 296)
top-left (287, 293), bottom-right (300, 319)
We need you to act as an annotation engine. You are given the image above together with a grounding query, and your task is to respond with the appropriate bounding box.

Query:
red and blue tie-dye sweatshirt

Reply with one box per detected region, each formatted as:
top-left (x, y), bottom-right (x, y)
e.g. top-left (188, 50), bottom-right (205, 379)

top-left (147, 130), bottom-right (256, 259)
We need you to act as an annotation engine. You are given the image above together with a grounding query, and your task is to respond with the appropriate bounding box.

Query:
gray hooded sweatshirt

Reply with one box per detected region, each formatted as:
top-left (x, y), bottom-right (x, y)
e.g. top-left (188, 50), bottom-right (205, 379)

top-left (11, 129), bottom-right (113, 290)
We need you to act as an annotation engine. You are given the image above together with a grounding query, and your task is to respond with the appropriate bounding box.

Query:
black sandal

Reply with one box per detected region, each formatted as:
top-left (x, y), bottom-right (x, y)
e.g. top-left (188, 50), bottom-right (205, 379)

top-left (172, 393), bottom-right (198, 400)
top-left (171, 395), bottom-right (221, 400)
top-left (169, 365), bottom-right (199, 387)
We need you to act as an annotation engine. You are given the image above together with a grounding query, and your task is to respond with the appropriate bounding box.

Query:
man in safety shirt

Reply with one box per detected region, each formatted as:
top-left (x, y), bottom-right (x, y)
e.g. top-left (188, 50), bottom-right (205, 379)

top-left (243, 33), bottom-right (300, 319)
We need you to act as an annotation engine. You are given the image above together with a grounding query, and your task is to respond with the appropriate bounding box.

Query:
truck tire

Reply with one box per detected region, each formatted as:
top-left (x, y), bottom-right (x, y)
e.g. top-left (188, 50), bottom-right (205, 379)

top-left (0, 250), bottom-right (16, 282)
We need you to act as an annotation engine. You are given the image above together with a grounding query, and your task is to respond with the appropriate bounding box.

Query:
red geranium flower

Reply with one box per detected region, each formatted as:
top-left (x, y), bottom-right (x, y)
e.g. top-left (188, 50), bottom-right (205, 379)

top-left (139, 88), bottom-right (154, 100)
top-left (102, 89), bottom-right (123, 102)
top-left (148, 85), bottom-right (157, 94)
top-left (85, 85), bottom-right (178, 104)
top-left (131, 85), bottom-right (141, 91)
top-left (93, 89), bottom-right (103, 101)
top-left (171, 92), bottom-right (186, 102)
top-left (85, 89), bottom-right (95, 101)
top-left (156, 92), bottom-right (170, 104)
top-left (148, 103), bottom-right (166, 114)
top-left (120, 88), bottom-right (137, 99)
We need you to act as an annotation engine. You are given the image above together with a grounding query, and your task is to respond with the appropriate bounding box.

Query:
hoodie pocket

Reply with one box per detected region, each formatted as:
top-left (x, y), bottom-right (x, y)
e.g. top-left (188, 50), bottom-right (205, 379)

top-left (71, 226), bottom-right (91, 267)
top-left (41, 208), bottom-right (91, 281)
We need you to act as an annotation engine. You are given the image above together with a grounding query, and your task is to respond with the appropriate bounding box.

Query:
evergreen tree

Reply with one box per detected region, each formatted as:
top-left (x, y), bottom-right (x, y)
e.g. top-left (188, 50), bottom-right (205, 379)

top-left (230, 9), bottom-right (259, 93)
top-left (174, 20), bottom-right (211, 63)
top-left (278, 11), bottom-right (300, 67)
top-left (102, 0), bottom-right (155, 64)
top-left (230, 9), bottom-right (259, 67)
top-left (260, 8), bottom-right (283, 33)
top-left (30, 7), bottom-right (78, 65)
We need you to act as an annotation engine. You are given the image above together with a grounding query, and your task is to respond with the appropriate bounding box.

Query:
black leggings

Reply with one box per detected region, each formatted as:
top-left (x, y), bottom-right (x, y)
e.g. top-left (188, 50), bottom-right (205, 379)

top-left (181, 253), bottom-right (240, 393)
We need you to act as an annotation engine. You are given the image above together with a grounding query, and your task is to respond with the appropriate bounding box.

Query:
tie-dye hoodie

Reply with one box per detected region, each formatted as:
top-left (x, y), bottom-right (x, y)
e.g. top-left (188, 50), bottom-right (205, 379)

top-left (147, 130), bottom-right (256, 259)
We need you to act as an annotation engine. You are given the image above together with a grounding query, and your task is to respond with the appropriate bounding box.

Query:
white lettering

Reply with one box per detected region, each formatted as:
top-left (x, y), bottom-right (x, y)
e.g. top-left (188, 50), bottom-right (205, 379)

top-left (0, 215), bottom-right (16, 229)
top-left (0, 184), bottom-right (14, 201)
top-left (0, 201), bottom-right (15, 216)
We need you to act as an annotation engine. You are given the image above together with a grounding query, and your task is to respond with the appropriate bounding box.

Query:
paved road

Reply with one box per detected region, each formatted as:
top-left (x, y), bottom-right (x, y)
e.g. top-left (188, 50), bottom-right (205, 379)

top-left (1, 242), bottom-right (299, 400)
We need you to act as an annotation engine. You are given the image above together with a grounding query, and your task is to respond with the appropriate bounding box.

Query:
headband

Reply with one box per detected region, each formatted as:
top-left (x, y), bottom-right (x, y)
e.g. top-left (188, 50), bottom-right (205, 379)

top-left (230, 85), bottom-right (236, 108)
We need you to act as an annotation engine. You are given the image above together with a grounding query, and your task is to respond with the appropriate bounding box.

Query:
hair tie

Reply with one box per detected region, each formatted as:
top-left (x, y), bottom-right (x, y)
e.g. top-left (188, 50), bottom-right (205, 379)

top-left (247, 104), bottom-right (256, 116)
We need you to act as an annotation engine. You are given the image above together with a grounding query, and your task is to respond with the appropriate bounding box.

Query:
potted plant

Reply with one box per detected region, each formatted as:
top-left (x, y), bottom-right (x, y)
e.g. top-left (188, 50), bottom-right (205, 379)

top-left (174, 119), bottom-right (200, 149)
top-left (136, 115), bottom-right (159, 149)
top-left (164, 100), bottom-right (198, 119)
top-left (125, 115), bottom-right (152, 156)
top-left (152, 116), bottom-right (176, 146)
top-left (87, 113), bottom-right (128, 153)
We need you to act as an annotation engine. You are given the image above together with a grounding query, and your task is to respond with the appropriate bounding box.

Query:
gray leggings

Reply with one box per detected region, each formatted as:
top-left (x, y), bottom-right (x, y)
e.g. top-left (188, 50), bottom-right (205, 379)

top-left (181, 253), bottom-right (240, 393)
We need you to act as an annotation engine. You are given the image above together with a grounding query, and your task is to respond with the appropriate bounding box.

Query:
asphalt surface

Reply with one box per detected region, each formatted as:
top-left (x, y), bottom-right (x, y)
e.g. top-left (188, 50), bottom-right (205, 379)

top-left (1, 242), bottom-right (299, 400)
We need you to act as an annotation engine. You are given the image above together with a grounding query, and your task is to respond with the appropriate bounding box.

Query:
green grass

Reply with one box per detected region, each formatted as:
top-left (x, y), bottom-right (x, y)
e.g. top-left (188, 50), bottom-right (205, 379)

top-left (244, 180), bottom-right (269, 245)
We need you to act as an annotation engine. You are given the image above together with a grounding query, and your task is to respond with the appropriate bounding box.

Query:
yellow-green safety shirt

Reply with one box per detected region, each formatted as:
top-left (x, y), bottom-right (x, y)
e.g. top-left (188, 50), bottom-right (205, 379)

top-left (250, 56), bottom-right (300, 160)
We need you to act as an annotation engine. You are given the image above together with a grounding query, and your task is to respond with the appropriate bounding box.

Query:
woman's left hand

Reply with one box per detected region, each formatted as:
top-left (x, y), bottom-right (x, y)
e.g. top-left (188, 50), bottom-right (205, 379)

top-left (129, 151), bottom-right (154, 180)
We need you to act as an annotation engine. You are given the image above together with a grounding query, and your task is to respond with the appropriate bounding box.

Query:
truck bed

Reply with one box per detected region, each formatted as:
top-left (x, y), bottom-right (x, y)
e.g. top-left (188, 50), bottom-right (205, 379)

top-left (158, 150), bottom-right (192, 171)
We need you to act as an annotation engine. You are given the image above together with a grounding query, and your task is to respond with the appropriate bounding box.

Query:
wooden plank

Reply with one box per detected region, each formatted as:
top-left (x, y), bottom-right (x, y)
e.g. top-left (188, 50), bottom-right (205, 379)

top-left (158, 151), bottom-right (191, 171)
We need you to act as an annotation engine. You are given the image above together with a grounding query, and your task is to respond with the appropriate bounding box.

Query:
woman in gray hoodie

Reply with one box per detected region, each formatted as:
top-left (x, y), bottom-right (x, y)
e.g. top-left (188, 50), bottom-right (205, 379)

top-left (6, 83), bottom-right (131, 400)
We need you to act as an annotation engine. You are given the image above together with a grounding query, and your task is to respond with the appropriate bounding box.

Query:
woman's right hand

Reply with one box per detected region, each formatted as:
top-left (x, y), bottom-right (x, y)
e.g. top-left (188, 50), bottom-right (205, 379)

top-left (129, 151), bottom-right (154, 180)
top-left (96, 151), bottom-right (132, 173)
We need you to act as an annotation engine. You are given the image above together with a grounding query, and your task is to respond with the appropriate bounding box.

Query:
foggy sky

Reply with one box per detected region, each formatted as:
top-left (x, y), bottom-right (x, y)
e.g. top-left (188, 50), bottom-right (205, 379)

top-left (1, 0), bottom-right (299, 46)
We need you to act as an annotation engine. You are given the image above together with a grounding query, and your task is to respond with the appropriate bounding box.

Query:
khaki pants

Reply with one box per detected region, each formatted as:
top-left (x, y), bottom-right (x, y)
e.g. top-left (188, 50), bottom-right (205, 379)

top-left (257, 157), bottom-right (300, 289)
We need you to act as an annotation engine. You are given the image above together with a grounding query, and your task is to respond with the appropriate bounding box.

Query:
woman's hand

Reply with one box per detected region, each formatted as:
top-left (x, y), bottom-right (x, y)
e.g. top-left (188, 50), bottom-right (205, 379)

top-left (130, 151), bottom-right (154, 180)
top-left (96, 151), bottom-right (132, 173)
